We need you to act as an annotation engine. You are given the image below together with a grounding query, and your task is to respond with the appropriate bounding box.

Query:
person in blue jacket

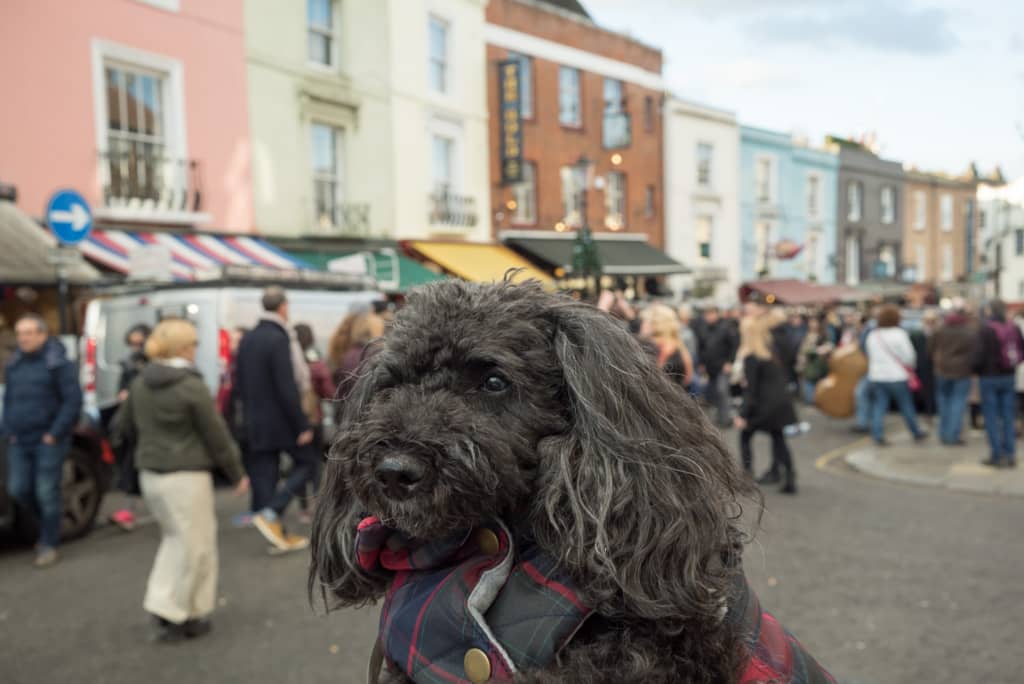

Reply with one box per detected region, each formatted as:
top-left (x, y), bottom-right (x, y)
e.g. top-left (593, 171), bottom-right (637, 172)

top-left (2, 314), bottom-right (82, 567)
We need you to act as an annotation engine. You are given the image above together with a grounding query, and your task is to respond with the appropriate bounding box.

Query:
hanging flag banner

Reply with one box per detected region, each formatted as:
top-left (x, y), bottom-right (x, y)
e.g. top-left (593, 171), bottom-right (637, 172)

top-left (499, 59), bottom-right (523, 185)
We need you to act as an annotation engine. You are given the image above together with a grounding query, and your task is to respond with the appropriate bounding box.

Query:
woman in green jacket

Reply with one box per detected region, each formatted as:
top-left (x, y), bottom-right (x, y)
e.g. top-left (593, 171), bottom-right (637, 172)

top-left (114, 319), bottom-right (248, 643)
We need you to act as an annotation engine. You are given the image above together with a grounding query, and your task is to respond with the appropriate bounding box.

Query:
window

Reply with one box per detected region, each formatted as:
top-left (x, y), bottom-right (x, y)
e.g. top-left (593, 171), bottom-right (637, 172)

top-left (507, 52), bottom-right (533, 118)
top-left (605, 171), bottom-right (626, 230)
top-left (644, 185), bottom-right (656, 218)
top-left (696, 215), bottom-right (713, 262)
top-left (980, 209), bottom-right (987, 230)
top-left (845, 235), bottom-right (860, 285)
top-left (806, 174), bottom-right (820, 218)
top-left (432, 134), bottom-right (454, 191)
top-left (806, 233), bottom-right (818, 279)
top-left (559, 66), bottom-right (581, 127)
top-left (511, 162), bottom-right (536, 224)
top-left (602, 78), bottom-right (629, 148)
top-left (307, 0), bottom-right (336, 67)
top-left (644, 96), bottom-right (655, 133)
top-left (560, 165), bottom-right (584, 225)
top-left (1019, 280), bottom-right (1024, 300)
top-left (878, 245), bottom-right (896, 278)
top-left (914, 190), bottom-right (927, 230)
top-left (847, 181), bottom-right (862, 222)
top-left (941, 244), bottom-right (953, 281)
top-left (881, 185), bottom-right (895, 224)
top-left (755, 222), bottom-right (771, 275)
top-left (311, 123), bottom-right (344, 228)
top-left (755, 156), bottom-right (773, 203)
top-left (1016, 228), bottom-right (1023, 256)
top-left (697, 143), bottom-right (713, 188)
top-left (940, 194), bottom-right (954, 232)
top-left (915, 244), bottom-right (927, 281)
top-left (428, 16), bottom-right (448, 94)
top-left (103, 62), bottom-right (168, 205)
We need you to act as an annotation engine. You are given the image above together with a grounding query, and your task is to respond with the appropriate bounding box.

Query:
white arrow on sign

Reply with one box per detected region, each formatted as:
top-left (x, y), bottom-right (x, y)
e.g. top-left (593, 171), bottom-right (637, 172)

top-left (48, 203), bottom-right (90, 231)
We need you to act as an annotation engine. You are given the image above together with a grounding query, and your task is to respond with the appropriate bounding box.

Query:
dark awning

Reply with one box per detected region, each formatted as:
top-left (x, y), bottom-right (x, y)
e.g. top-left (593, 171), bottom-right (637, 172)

top-left (739, 279), bottom-right (858, 305)
top-left (500, 231), bottom-right (689, 276)
top-left (0, 202), bottom-right (100, 285)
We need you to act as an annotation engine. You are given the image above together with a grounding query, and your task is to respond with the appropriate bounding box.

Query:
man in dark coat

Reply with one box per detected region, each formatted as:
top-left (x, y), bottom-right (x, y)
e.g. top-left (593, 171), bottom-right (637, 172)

top-left (234, 287), bottom-right (316, 551)
top-left (696, 306), bottom-right (739, 428)
top-left (2, 314), bottom-right (82, 566)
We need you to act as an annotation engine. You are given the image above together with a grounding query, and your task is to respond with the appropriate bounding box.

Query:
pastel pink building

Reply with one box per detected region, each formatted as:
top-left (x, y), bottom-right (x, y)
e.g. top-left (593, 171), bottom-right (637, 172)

top-left (0, 0), bottom-right (253, 233)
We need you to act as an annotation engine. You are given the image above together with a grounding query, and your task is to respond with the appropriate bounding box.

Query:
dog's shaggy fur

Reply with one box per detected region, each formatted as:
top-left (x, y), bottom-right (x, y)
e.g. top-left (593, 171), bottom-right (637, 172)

top-left (310, 279), bottom-right (758, 683)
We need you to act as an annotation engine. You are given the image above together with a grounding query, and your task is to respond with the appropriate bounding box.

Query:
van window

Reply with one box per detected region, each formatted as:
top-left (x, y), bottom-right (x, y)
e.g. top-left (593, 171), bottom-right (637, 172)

top-left (101, 308), bottom-right (156, 365)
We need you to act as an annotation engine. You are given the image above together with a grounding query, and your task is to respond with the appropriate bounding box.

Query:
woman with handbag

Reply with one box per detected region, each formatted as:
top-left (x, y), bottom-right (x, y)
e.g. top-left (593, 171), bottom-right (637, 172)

top-left (863, 305), bottom-right (928, 446)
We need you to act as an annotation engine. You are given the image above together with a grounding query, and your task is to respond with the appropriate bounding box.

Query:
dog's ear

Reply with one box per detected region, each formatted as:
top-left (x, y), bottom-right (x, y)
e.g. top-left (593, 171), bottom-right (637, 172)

top-left (533, 302), bottom-right (751, 628)
top-left (308, 356), bottom-right (390, 610)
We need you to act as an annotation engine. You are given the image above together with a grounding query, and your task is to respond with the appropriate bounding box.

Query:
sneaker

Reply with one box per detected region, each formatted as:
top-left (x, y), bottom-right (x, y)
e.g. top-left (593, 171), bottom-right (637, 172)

top-left (913, 431), bottom-right (929, 443)
top-left (34, 547), bottom-right (58, 568)
top-left (756, 470), bottom-right (781, 485)
top-left (284, 533), bottom-right (309, 551)
top-left (110, 509), bottom-right (137, 532)
top-left (183, 618), bottom-right (212, 639)
top-left (253, 510), bottom-right (289, 550)
top-left (980, 458), bottom-right (1002, 468)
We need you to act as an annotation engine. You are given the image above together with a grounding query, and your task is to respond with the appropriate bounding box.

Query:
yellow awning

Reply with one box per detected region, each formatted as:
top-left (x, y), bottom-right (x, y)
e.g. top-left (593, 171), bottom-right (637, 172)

top-left (406, 241), bottom-right (553, 286)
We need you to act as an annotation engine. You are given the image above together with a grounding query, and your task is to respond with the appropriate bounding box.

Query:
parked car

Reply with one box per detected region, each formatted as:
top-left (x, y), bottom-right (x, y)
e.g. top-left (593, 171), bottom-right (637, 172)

top-left (80, 276), bottom-right (383, 438)
top-left (0, 380), bottom-right (112, 543)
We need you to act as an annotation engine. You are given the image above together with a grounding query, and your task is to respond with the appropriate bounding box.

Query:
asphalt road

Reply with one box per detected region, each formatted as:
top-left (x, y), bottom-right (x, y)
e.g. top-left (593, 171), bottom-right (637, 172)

top-left (1, 409), bottom-right (1022, 684)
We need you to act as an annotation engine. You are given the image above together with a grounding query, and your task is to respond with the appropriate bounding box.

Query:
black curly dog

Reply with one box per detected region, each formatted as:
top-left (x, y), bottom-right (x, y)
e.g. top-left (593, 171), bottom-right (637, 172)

top-left (310, 279), bottom-right (767, 683)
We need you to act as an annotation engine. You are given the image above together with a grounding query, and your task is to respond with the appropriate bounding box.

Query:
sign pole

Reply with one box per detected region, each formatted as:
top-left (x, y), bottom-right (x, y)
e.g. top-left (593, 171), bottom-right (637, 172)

top-left (44, 189), bottom-right (93, 335)
top-left (57, 259), bottom-right (69, 334)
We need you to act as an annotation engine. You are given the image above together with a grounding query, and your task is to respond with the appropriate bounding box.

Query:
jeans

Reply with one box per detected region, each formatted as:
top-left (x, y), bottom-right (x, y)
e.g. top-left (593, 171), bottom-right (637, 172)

top-left (979, 375), bottom-right (1017, 462)
top-left (245, 444), bottom-right (319, 516)
top-left (870, 381), bottom-right (923, 443)
top-left (706, 372), bottom-right (732, 426)
top-left (855, 377), bottom-right (872, 429)
top-left (5, 438), bottom-right (70, 548)
top-left (803, 379), bottom-right (817, 405)
top-left (935, 376), bottom-right (970, 444)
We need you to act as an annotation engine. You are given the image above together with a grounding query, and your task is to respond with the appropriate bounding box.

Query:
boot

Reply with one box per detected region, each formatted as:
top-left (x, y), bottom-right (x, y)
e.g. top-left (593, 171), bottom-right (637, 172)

top-left (756, 468), bottom-right (781, 485)
top-left (780, 464), bottom-right (797, 495)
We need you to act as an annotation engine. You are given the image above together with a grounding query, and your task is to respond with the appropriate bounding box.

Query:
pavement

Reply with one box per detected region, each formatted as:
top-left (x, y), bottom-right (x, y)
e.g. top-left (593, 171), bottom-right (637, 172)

top-left (842, 427), bottom-right (1024, 497)
top-left (2, 409), bottom-right (1024, 684)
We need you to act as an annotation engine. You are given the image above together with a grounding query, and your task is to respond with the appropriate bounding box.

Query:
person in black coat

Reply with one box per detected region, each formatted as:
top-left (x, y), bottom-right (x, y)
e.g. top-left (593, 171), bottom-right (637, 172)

top-left (695, 306), bottom-right (739, 427)
top-left (734, 316), bottom-right (798, 494)
top-left (234, 286), bottom-right (315, 550)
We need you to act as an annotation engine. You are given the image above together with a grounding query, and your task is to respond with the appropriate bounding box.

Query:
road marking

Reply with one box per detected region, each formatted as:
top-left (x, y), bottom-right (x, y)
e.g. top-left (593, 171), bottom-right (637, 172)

top-left (814, 436), bottom-right (871, 471)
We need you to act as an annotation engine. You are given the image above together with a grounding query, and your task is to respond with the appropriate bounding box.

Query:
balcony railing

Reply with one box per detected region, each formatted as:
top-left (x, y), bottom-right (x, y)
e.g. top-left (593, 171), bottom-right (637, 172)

top-left (317, 202), bottom-right (372, 236)
top-left (429, 189), bottom-right (478, 228)
top-left (100, 149), bottom-right (202, 214)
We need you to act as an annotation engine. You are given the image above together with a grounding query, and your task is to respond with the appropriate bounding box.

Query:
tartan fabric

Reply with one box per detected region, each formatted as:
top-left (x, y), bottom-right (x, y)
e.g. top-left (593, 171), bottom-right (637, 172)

top-left (729, 574), bottom-right (836, 684)
top-left (356, 517), bottom-right (592, 684)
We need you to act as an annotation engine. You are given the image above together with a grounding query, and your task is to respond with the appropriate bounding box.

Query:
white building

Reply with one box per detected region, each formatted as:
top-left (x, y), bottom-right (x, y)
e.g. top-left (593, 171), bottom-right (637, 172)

top-left (664, 96), bottom-right (741, 304)
top-left (246, 0), bottom-right (491, 242)
top-left (978, 176), bottom-right (1024, 300)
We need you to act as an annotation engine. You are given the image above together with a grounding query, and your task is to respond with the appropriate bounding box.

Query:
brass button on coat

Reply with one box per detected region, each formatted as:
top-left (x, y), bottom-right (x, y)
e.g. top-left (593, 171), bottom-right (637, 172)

top-left (463, 648), bottom-right (491, 683)
top-left (476, 528), bottom-right (500, 556)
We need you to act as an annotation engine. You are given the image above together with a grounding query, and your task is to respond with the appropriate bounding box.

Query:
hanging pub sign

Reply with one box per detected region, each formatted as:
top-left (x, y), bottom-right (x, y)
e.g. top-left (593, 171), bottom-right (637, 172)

top-left (498, 59), bottom-right (523, 184)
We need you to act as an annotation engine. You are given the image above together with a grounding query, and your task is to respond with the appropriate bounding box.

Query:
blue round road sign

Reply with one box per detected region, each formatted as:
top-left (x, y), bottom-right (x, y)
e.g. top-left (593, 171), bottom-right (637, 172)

top-left (46, 189), bottom-right (93, 245)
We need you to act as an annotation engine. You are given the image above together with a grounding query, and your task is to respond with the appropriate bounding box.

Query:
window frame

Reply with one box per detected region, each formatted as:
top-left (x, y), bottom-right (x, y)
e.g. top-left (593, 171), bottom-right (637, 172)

top-left (428, 15), bottom-right (450, 95)
top-left (846, 181), bottom-right (863, 222)
top-left (754, 154), bottom-right (776, 204)
top-left (915, 244), bottom-right (927, 281)
top-left (560, 165), bottom-right (585, 226)
top-left (697, 143), bottom-right (713, 189)
top-left (644, 184), bottom-right (656, 219)
top-left (941, 244), bottom-right (954, 281)
top-left (880, 185), bottom-right (896, 225)
top-left (310, 121), bottom-right (345, 230)
top-left (510, 162), bottom-right (537, 226)
top-left (643, 96), bottom-right (655, 133)
top-left (914, 190), bottom-right (927, 231)
top-left (558, 66), bottom-right (582, 129)
top-left (940, 193), bottom-right (954, 232)
top-left (806, 173), bottom-right (821, 219)
top-left (1015, 228), bottom-right (1024, 257)
top-left (696, 214), bottom-right (713, 262)
top-left (845, 234), bottom-right (861, 286)
top-left (605, 170), bottom-right (627, 230)
top-left (306, 0), bottom-right (339, 70)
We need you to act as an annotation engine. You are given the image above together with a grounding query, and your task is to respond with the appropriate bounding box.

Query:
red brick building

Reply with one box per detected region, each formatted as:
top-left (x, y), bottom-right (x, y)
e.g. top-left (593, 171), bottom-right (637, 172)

top-left (485, 0), bottom-right (666, 254)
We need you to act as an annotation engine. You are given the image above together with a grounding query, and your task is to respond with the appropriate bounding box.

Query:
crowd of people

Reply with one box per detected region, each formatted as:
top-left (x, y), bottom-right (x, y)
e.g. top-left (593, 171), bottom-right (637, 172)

top-left (5, 282), bottom-right (1024, 644)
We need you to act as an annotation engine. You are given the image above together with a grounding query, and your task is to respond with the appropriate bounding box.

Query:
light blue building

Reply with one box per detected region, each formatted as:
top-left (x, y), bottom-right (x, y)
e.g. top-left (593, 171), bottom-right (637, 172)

top-left (739, 126), bottom-right (839, 284)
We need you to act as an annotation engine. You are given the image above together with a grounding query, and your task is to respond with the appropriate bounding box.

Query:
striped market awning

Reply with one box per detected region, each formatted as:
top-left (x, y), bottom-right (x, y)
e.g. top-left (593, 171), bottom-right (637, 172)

top-left (80, 230), bottom-right (312, 281)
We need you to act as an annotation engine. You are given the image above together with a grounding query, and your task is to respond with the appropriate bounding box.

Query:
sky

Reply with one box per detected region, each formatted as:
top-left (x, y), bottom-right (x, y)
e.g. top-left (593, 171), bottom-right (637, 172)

top-left (584, 0), bottom-right (1024, 179)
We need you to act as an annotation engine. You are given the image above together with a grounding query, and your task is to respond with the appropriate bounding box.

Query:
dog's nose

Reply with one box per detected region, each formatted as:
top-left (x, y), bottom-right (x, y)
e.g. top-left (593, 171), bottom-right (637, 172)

top-left (374, 455), bottom-right (427, 500)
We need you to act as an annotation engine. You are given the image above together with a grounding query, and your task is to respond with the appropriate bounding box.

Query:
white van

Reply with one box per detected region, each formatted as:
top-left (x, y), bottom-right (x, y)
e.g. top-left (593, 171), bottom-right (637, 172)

top-left (81, 277), bottom-right (383, 417)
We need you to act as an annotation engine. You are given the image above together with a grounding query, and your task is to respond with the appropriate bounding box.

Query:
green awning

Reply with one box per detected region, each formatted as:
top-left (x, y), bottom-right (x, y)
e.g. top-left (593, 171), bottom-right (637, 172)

top-left (501, 232), bottom-right (690, 276)
top-left (288, 248), bottom-right (445, 293)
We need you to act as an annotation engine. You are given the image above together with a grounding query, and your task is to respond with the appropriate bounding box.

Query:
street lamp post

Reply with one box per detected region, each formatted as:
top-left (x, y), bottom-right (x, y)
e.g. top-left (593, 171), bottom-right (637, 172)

top-left (571, 154), bottom-right (601, 299)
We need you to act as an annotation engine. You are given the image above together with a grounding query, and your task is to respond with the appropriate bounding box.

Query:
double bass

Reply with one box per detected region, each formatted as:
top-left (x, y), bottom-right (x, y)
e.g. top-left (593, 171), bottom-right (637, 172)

top-left (814, 343), bottom-right (867, 418)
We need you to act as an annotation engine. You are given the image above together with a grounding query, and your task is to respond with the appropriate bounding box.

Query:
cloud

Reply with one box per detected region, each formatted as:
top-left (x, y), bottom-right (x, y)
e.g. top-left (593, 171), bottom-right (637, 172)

top-left (707, 59), bottom-right (800, 89)
top-left (1011, 33), bottom-right (1024, 53)
top-left (744, 4), bottom-right (959, 55)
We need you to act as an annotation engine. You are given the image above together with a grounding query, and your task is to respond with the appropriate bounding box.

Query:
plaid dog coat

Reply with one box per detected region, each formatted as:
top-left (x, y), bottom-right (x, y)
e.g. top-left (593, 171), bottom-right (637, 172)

top-left (356, 516), bottom-right (834, 684)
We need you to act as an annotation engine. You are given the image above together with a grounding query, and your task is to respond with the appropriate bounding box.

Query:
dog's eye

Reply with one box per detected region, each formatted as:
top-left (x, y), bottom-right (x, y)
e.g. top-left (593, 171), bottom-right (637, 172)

top-left (482, 374), bottom-right (510, 393)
